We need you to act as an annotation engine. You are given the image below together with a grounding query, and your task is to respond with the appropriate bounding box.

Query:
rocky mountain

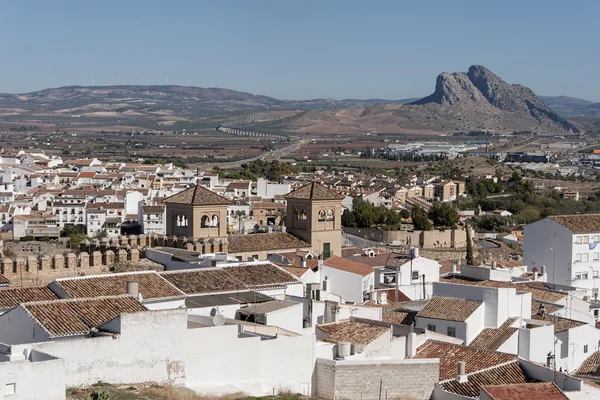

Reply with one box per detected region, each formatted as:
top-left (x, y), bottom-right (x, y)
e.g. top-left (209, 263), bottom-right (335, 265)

top-left (409, 65), bottom-right (579, 133)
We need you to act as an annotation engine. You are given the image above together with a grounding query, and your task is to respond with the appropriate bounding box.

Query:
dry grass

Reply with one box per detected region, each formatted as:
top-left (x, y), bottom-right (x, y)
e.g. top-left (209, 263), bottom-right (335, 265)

top-left (141, 387), bottom-right (247, 399)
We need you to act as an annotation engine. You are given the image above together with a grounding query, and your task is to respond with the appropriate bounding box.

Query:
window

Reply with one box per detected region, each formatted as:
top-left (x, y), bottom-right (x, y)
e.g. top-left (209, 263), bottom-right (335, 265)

top-left (576, 236), bottom-right (583, 244)
top-left (575, 273), bottom-right (582, 280)
top-left (582, 272), bottom-right (589, 280)
top-left (412, 270), bottom-right (420, 280)
top-left (575, 254), bottom-right (582, 263)
top-left (584, 236), bottom-right (590, 244)
top-left (584, 345), bottom-right (589, 353)
top-left (595, 271), bottom-right (600, 279)
top-left (447, 327), bottom-right (456, 337)
top-left (595, 310), bottom-right (599, 318)
top-left (594, 253), bottom-right (600, 262)
top-left (593, 235), bottom-right (599, 242)
top-left (5, 383), bottom-right (14, 396)
top-left (427, 324), bottom-right (436, 332)
top-left (583, 254), bottom-right (590, 263)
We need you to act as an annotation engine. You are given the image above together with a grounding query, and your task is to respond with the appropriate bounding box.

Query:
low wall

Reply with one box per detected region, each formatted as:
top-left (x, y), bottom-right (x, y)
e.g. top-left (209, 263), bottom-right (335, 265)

top-left (344, 228), bottom-right (467, 249)
top-left (315, 358), bottom-right (439, 400)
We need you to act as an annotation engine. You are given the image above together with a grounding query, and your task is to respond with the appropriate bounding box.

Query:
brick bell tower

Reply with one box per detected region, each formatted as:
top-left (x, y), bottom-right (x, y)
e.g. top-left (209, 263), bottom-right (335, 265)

top-left (284, 182), bottom-right (344, 259)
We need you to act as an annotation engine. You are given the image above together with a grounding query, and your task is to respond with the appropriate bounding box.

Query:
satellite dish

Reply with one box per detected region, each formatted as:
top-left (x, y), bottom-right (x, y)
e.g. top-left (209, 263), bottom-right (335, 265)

top-left (212, 313), bottom-right (225, 326)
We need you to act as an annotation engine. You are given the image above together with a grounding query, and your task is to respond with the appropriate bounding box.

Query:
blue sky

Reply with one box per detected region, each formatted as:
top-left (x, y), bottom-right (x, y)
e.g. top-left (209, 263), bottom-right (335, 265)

top-left (0, 0), bottom-right (598, 100)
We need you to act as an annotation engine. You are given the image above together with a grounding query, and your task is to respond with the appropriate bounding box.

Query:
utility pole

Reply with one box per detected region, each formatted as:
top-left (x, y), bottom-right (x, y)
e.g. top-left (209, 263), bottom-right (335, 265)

top-left (395, 258), bottom-right (400, 303)
top-left (422, 274), bottom-right (426, 300)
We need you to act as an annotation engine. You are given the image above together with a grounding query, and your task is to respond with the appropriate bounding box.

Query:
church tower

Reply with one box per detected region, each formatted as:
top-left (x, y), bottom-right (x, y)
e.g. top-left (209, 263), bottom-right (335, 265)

top-left (163, 185), bottom-right (230, 240)
top-left (284, 182), bottom-right (344, 259)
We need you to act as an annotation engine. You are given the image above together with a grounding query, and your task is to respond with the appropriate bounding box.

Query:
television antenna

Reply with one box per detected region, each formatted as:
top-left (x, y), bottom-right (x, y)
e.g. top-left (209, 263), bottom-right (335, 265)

top-left (140, 76), bottom-right (145, 86)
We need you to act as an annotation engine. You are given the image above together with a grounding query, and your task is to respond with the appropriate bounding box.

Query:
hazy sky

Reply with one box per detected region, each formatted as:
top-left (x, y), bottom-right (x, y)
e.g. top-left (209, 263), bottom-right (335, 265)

top-left (1, 0), bottom-right (599, 100)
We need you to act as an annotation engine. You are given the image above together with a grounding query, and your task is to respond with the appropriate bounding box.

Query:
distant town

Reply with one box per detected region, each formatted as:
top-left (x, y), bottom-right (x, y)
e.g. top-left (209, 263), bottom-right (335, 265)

top-left (0, 147), bottom-right (599, 399)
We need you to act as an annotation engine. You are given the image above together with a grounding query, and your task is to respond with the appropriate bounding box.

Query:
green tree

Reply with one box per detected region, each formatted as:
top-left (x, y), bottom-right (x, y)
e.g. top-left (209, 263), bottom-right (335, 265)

top-left (428, 202), bottom-right (459, 227)
top-left (411, 205), bottom-right (432, 231)
top-left (465, 225), bottom-right (474, 266)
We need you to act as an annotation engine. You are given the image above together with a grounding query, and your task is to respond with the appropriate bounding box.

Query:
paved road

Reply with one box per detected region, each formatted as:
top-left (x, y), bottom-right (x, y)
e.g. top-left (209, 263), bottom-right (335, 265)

top-left (203, 139), bottom-right (306, 169)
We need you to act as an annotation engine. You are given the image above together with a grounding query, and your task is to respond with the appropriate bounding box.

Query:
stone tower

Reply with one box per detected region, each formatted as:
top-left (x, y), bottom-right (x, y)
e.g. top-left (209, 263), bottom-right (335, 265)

top-left (164, 185), bottom-right (231, 239)
top-left (284, 182), bottom-right (344, 259)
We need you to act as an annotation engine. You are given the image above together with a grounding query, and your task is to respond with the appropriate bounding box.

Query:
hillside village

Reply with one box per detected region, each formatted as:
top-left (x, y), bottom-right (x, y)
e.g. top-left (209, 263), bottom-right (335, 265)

top-left (1, 151), bottom-right (600, 399)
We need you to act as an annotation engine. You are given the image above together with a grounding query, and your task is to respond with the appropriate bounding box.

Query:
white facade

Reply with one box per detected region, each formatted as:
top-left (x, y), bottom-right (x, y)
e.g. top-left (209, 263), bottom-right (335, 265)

top-left (320, 265), bottom-right (374, 304)
top-left (416, 304), bottom-right (484, 344)
top-left (524, 218), bottom-right (600, 290)
top-left (256, 178), bottom-right (291, 199)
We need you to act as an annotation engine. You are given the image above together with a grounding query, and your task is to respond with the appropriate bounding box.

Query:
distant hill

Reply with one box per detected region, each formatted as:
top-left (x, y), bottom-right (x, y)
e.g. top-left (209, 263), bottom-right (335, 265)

top-left (246, 65), bottom-right (580, 135)
top-left (0, 85), bottom-right (415, 115)
top-left (539, 96), bottom-right (594, 118)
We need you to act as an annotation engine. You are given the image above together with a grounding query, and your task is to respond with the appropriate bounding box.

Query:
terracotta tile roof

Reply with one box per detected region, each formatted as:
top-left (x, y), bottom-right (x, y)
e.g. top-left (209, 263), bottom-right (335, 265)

top-left (575, 351), bottom-right (600, 380)
top-left (163, 185), bottom-right (231, 205)
top-left (78, 172), bottom-right (96, 178)
top-left (275, 251), bottom-right (319, 269)
top-left (323, 256), bottom-right (374, 277)
top-left (440, 361), bottom-right (529, 397)
top-left (531, 301), bottom-right (562, 317)
top-left (161, 263), bottom-right (299, 295)
top-left (0, 286), bottom-right (58, 309)
top-left (317, 320), bottom-right (389, 345)
top-left (416, 296), bottom-right (482, 322)
top-left (279, 266), bottom-right (310, 277)
top-left (346, 252), bottom-right (393, 267)
top-left (52, 272), bottom-right (185, 301)
top-left (142, 205), bottom-right (164, 213)
top-left (440, 276), bottom-right (567, 303)
top-left (413, 340), bottom-right (517, 380)
top-left (284, 182), bottom-right (344, 200)
top-left (469, 318), bottom-right (518, 351)
top-left (439, 259), bottom-right (460, 275)
top-left (552, 316), bottom-right (587, 333)
top-left (227, 232), bottom-right (311, 253)
top-left (548, 214), bottom-right (600, 233)
top-left (382, 309), bottom-right (413, 325)
top-left (22, 296), bottom-right (147, 338)
top-left (481, 382), bottom-right (568, 399)
top-left (0, 275), bottom-right (9, 285)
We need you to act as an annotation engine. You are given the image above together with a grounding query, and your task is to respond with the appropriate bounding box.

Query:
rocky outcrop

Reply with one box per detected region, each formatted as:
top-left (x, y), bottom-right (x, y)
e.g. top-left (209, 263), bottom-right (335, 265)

top-left (411, 65), bottom-right (579, 133)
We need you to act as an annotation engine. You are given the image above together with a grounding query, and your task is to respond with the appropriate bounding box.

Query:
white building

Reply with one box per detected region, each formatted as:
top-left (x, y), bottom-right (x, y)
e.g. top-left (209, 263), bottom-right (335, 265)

top-left (321, 256), bottom-right (375, 304)
top-left (524, 215), bottom-right (600, 290)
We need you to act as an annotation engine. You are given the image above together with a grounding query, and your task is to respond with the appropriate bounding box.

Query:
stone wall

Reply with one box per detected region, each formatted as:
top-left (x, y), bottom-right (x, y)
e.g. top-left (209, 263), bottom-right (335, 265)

top-left (344, 227), bottom-right (467, 249)
top-left (315, 358), bottom-right (439, 400)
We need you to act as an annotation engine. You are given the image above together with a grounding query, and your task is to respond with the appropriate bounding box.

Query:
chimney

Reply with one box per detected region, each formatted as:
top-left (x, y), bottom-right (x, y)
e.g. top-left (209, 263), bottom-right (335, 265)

top-left (455, 361), bottom-right (467, 383)
top-left (126, 280), bottom-right (139, 299)
top-left (491, 261), bottom-right (497, 270)
top-left (406, 332), bottom-right (418, 358)
top-left (532, 266), bottom-right (539, 281)
top-left (452, 264), bottom-right (457, 273)
top-left (540, 265), bottom-right (547, 281)
top-left (301, 257), bottom-right (307, 269)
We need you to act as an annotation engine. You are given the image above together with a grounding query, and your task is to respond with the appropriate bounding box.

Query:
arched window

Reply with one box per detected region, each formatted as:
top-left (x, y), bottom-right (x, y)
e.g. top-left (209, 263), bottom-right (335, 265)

top-left (211, 215), bottom-right (219, 227)
top-left (300, 209), bottom-right (307, 220)
top-left (318, 209), bottom-right (327, 222)
top-left (174, 214), bottom-right (181, 227)
top-left (294, 208), bottom-right (301, 220)
top-left (201, 215), bottom-right (210, 228)
top-left (326, 209), bottom-right (335, 222)
top-left (181, 215), bottom-right (188, 227)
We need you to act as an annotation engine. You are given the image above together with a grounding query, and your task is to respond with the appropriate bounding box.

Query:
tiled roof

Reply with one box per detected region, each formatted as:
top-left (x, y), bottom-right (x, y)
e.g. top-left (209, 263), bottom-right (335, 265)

top-left (0, 286), bottom-right (58, 309)
top-left (52, 271), bottom-right (185, 301)
top-left (469, 318), bottom-right (518, 351)
top-left (531, 301), bottom-right (562, 317)
top-left (440, 276), bottom-right (567, 303)
top-left (279, 266), bottom-right (311, 277)
top-left (317, 320), bottom-right (389, 345)
top-left (323, 256), bottom-right (374, 277)
top-left (284, 182), bottom-right (344, 200)
top-left (142, 205), bottom-right (164, 213)
top-left (251, 202), bottom-right (286, 209)
top-left (346, 252), bottom-right (394, 267)
top-left (161, 263), bottom-right (299, 295)
top-left (22, 296), bottom-right (147, 338)
top-left (412, 340), bottom-right (517, 380)
top-left (481, 382), bottom-right (568, 400)
top-left (575, 351), bottom-right (600, 380)
top-left (0, 275), bottom-right (9, 285)
top-left (440, 361), bottom-right (529, 398)
top-left (549, 214), bottom-right (600, 233)
top-left (552, 316), bottom-right (587, 333)
top-left (381, 310), bottom-right (413, 325)
top-left (227, 232), bottom-right (311, 253)
top-left (276, 251), bottom-right (319, 269)
top-left (163, 185), bottom-right (231, 205)
top-left (416, 296), bottom-right (482, 322)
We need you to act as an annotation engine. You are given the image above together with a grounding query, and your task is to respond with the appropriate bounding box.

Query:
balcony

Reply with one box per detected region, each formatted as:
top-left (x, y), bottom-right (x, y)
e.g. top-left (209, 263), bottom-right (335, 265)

top-left (197, 227), bottom-right (220, 237)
